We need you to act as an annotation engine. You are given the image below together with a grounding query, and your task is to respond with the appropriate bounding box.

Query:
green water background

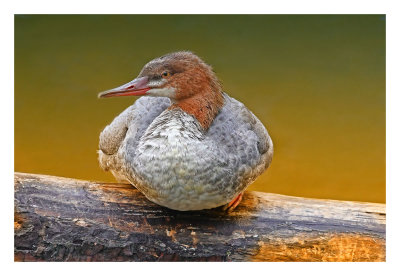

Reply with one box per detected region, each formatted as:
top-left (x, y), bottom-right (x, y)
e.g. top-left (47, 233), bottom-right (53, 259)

top-left (15, 15), bottom-right (385, 203)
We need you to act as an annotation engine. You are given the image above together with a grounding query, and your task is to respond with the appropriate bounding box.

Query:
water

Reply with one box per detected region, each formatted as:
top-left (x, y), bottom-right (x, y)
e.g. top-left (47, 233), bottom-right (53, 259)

top-left (15, 15), bottom-right (385, 203)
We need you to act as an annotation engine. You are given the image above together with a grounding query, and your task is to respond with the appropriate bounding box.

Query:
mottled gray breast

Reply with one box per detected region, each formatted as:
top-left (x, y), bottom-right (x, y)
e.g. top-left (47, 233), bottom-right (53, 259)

top-left (99, 97), bottom-right (171, 157)
top-left (122, 97), bottom-right (172, 161)
top-left (120, 93), bottom-right (272, 163)
top-left (99, 93), bottom-right (273, 205)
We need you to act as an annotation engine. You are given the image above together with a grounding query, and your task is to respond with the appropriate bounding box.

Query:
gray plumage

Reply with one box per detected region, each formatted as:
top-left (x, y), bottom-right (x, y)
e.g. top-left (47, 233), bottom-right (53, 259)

top-left (99, 93), bottom-right (273, 211)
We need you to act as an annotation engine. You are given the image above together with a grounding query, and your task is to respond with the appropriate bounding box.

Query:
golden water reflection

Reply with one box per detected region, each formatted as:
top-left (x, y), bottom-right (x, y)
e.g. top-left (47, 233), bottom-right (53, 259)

top-left (15, 15), bottom-right (385, 203)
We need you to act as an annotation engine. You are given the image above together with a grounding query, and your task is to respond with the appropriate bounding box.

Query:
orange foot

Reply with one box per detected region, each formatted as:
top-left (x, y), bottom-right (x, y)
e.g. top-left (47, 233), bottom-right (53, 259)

top-left (223, 193), bottom-right (243, 212)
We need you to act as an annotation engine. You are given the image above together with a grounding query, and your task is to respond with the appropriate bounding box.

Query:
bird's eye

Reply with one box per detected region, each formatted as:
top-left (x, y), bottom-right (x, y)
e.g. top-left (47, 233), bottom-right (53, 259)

top-left (162, 71), bottom-right (170, 78)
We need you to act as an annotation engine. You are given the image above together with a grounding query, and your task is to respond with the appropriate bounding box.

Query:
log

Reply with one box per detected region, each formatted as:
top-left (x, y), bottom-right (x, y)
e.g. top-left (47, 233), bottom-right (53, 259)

top-left (14, 172), bottom-right (386, 262)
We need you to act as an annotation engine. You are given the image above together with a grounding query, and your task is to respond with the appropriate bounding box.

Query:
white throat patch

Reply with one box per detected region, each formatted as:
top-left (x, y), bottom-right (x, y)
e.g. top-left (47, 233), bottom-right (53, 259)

top-left (146, 87), bottom-right (176, 98)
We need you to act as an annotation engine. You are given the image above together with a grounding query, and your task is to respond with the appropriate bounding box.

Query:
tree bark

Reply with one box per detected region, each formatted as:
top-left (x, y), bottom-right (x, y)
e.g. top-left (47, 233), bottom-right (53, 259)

top-left (14, 172), bottom-right (386, 262)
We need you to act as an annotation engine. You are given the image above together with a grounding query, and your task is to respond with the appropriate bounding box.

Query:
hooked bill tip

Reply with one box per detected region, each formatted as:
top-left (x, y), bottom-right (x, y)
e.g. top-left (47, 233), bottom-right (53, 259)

top-left (98, 91), bottom-right (105, 98)
top-left (98, 90), bottom-right (112, 98)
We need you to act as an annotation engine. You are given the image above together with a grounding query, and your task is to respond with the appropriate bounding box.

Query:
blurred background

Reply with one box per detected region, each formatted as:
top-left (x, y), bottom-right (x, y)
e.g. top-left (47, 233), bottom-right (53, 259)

top-left (14, 15), bottom-right (385, 203)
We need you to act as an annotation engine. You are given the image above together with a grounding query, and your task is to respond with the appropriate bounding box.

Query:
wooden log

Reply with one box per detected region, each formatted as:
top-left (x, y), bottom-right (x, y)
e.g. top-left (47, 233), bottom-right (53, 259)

top-left (14, 172), bottom-right (386, 262)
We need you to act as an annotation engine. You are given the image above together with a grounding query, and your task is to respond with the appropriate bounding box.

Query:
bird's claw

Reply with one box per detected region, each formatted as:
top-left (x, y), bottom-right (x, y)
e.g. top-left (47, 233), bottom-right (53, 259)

top-left (222, 193), bottom-right (243, 212)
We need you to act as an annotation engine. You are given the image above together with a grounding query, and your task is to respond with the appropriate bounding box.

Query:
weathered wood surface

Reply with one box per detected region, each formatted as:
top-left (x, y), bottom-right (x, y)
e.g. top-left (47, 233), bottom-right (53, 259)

top-left (14, 172), bottom-right (386, 262)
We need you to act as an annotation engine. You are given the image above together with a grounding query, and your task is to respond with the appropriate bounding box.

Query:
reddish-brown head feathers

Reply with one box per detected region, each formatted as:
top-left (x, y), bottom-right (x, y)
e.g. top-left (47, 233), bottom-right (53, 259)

top-left (140, 51), bottom-right (224, 130)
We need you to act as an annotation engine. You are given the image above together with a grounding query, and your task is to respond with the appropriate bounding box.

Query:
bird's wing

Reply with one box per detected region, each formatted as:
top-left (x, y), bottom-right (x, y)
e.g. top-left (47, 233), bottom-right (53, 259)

top-left (98, 97), bottom-right (171, 174)
top-left (206, 93), bottom-right (273, 193)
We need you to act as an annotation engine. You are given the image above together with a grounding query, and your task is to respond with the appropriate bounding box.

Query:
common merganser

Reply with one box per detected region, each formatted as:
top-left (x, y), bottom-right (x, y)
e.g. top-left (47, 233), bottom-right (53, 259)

top-left (98, 51), bottom-right (273, 211)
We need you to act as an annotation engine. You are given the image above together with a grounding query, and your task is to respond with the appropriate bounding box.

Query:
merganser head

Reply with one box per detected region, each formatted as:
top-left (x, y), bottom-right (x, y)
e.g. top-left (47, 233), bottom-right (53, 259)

top-left (98, 51), bottom-right (222, 101)
top-left (99, 51), bottom-right (224, 130)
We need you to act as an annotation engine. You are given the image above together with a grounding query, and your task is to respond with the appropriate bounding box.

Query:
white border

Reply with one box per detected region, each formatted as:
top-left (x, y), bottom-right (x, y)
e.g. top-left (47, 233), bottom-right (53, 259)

top-left (3, 0), bottom-right (399, 275)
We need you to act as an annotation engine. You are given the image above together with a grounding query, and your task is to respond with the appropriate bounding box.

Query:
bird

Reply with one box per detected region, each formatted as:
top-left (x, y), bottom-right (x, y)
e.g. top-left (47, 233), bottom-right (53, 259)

top-left (98, 51), bottom-right (273, 211)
